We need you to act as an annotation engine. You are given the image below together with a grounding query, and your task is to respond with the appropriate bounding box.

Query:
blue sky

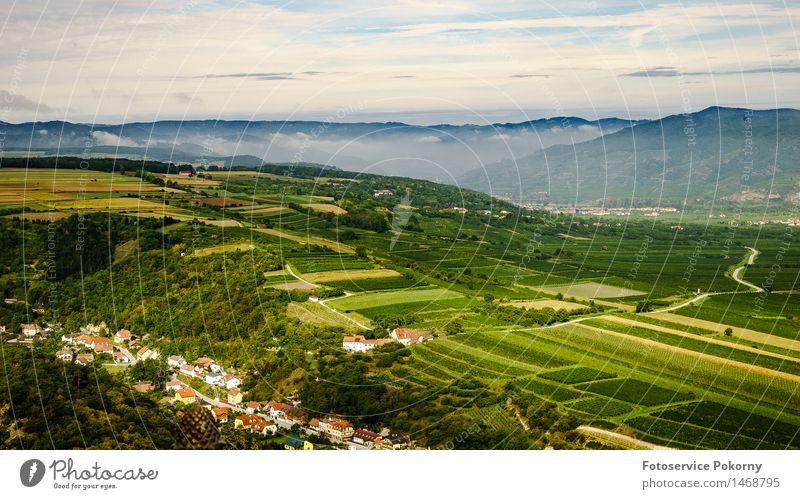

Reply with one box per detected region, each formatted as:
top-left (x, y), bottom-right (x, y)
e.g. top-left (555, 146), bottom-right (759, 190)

top-left (0, 0), bottom-right (798, 124)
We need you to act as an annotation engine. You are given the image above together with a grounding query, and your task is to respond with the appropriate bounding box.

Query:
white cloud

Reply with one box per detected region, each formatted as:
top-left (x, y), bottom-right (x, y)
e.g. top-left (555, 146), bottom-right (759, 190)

top-left (91, 131), bottom-right (139, 147)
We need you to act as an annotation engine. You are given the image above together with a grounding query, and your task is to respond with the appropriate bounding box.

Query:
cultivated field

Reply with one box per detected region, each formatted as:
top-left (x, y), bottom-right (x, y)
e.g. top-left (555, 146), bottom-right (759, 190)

top-left (540, 282), bottom-right (644, 299)
top-left (503, 299), bottom-right (587, 311)
top-left (301, 268), bottom-right (401, 283)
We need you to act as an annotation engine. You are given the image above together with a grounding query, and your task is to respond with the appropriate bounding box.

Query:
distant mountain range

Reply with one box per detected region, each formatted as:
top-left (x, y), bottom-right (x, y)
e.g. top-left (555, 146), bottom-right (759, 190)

top-left (458, 106), bottom-right (800, 206)
top-left (0, 116), bottom-right (637, 180)
top-left (2, 107), bottom-right (798, 206)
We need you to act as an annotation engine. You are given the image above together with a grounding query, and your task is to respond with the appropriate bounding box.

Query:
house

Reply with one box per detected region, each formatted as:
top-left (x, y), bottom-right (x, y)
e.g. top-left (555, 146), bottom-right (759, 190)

top-left (74, 334), bottom-right (92, 347)
top-left (322, 420), bottom-right (354, 440)
top-left (61, 333), bottom-right (78, 345)
top-left (113, 351), bottom-right (127, 364)
top-left (114, 329), bottom-right (132, 343)
top-left (308, 295), bottom-right (320, 303)
top-left (74, 353), bottom-right (94, 366)
top-left (91, 338), bottom-right (113, 354)
top-left (251, 419), bottom-right (278, 436)
top-left (194, 357), bottom-right (214, 371)
top-left (266, 401), bottom-right (287, 419)
top-left (450, 207), bottom-right (468, 214)
top-left (342, 335), bottom-right (395, 353)
top-left (55, 349), bottom-right (74, 362)
top-left (390, 328), bottom-right (432, 346)
top-left (227, 389), bottom-right (243, 405)
top-left (234, 414), bottom-right (255, 429)
top-left (179, 364), bottom-right (196, 377)
top-left (178, 169), bottom-right (192, 177)
top-left (20, 323), bottom-right (42, 337)
top-left (95, 344), bottom-right (113, 355)
top-left (167, 355), bottom-right (186, 368)
top-left (373, 189), bottom-right (393, 197)
top-left (174, 387), bottom-right (196, 404)
top-left (352, 429), bottom-right (381, 448)
top-left (245, 401), bottom-right (262, 414)
top-left (166, 380), bottom-right (182, 391)
top-left (381, 432), bottom-right (409, 450)
top-left (205, 372), bottom-right (224, 386)
top-left (283, 436), bottom-right (313, 450)
top-left (308, 418), bottom-right (321, 432)
top-left (132, 382), bottom-right (155, 393)
top-left (283, 405), bottom-right (307, 423)
top-left (137, 347), bottom-right (158, 361)
top-left (223, 374), bottom-right (242, 389)
top-left (211, 407), bottom-right (229, 423)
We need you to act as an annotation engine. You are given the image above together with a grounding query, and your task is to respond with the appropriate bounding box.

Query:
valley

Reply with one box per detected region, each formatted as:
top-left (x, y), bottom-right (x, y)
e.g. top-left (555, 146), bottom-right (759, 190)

top-left (0, 159), bottom-right (798, 450)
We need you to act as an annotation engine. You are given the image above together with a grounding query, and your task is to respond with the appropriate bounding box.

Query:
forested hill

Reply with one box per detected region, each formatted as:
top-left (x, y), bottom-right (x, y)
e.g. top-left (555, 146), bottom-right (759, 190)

top-left (457, 106), bottom-right (800, 207)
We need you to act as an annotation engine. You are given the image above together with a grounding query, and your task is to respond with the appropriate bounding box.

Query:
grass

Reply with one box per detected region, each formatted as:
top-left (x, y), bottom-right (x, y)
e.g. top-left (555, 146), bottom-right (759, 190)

top-left (286, 302), bottom-right (362, 330)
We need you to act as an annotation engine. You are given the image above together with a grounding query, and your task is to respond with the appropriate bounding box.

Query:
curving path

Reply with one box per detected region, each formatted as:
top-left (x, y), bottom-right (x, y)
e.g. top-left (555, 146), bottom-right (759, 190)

top-left (731, 246), bottom-right (764, 292)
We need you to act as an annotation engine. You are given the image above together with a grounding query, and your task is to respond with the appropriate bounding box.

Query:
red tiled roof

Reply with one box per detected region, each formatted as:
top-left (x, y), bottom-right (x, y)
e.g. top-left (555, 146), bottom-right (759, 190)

top-left (176, 387), bottom-right (195, 399)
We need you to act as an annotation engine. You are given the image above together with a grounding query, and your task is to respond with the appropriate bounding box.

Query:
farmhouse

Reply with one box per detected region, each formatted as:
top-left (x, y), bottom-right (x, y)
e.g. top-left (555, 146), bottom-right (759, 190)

top-left (308, 294), bottom-right (320, 303)
top-left (390, 328), bottom-right (432, 346)
top-left (342, 335), bottom-right (396, 352)
top-left (114, 329), bottom-right (132, 343)
top-left (373, 189), bottom-right (393, 197)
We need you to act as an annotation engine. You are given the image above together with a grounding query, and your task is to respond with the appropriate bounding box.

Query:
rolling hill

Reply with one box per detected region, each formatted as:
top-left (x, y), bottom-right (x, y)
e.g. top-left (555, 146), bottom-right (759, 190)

top-left (457, 107), bottom-right (800, 207)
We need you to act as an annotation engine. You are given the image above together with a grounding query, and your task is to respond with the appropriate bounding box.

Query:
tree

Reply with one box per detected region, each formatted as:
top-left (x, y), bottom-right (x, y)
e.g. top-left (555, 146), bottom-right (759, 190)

top-left (635, 301), bottom-right (653, 313)
top-left (724, 327), bottom-right (733, 336)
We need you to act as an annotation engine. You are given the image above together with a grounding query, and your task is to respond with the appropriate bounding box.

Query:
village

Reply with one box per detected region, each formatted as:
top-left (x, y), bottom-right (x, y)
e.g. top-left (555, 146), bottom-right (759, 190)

top-left (2, 320), bottom-right (414, 451)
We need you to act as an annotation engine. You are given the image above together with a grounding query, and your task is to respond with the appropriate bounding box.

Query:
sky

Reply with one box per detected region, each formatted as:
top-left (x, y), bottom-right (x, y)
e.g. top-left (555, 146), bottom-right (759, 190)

top-left (0, 0), bottom-right (798, 124)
